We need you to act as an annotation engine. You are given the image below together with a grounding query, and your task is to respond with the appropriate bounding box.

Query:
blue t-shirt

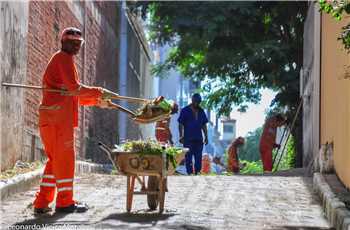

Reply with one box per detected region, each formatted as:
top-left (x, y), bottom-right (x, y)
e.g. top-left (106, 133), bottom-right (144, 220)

top-left (178, 105), bottom-right (208, 142)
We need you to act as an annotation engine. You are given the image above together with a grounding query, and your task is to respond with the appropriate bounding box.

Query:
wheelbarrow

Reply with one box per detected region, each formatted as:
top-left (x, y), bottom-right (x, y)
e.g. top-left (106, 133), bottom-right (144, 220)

top-left (98, 142), bottom-right (186, 214)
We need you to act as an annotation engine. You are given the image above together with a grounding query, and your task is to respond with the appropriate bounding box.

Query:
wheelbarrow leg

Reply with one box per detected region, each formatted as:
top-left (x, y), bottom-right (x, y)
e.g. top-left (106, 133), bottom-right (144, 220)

top-left (158, 177), bottom-right (166, 214)
top-left (126, 175), bottom-right (136, 213)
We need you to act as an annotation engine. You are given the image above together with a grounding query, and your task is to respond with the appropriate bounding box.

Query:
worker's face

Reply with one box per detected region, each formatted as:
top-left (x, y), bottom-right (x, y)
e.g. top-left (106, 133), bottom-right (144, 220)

top-left (192, 99), bottom-right (201, 109)
top-left (192, 101), bottom-right (199, 108)
top-left (61, 39), bottom-right (83, 55)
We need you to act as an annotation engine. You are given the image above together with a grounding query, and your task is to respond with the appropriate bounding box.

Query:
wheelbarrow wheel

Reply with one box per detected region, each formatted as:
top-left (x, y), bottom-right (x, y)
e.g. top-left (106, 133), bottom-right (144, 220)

top-left (147, 176), bottom-right (159, 210)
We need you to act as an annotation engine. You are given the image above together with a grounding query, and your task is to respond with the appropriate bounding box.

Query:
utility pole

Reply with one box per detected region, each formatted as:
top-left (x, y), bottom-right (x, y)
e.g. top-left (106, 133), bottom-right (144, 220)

top-left (118, 0), bottom-right (128, 143)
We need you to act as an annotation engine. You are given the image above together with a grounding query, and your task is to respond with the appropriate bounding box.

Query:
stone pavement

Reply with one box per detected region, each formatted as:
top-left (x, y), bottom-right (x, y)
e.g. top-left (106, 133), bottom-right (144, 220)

top-left (1, 174), bottom-right (333, 230)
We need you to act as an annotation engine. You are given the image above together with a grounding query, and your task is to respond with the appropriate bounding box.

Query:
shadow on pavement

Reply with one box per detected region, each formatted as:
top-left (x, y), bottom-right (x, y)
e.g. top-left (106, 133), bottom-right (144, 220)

top-left (271, 226), bottom-right (335, 230)
top-left (11, 212), bottom-right (89, 229)
top-left (98, 211), bottom-right (212, 230)
top-left (101, 211), bottom-right (176, 224)
top-left (96, 222), bottom-right (210, 230)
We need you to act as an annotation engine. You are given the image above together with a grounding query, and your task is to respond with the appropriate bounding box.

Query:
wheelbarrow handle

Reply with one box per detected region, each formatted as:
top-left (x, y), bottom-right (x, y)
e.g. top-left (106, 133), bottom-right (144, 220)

top-left (98, 142), bottom-right (120, 172)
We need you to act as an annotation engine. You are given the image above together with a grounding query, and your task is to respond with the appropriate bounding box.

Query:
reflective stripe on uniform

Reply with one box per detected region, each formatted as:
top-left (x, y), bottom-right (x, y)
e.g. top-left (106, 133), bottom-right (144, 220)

top-left (40, 182), bottom-right (56, 187)
top-left (42, 174), bottom-right (55, 179)
top-left (57, 187), bottom-right (73, 192)
top-left (156, 127), bottom-right (167, 131)
top-left (56, 178), bottom-right (74, 183)
top-left (39, 105), bottom-right (61, 110)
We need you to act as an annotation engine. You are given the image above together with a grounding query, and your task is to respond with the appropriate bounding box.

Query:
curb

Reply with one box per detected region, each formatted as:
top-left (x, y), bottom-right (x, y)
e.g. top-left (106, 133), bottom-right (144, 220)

top-left (0, 168), bottom-right (42, 200)
top-left (313, 173), bottom-right (350, 230)
top-left (0, 160), bottom-right (108, 201)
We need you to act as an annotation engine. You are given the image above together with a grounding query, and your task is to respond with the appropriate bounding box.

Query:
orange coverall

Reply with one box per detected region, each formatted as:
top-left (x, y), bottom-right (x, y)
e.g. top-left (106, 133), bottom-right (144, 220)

top-left (155, 118), bottom-right (172, 145)
top-left (259, 117), bottom-right (278, 172)
top-left (227, 138), bottom-right (244, 173)
top-left (33, 51), bottom-right (102, 209)
top-left (201, 155), bottom-right (211, 174)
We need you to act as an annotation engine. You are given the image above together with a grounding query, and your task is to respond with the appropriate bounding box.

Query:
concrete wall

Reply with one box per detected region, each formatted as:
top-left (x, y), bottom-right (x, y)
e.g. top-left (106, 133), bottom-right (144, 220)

top-left (123, 11), bottom-right (154, 141)
top-left (0, 2), bottom-right (29, 170)
top-left (320, 13), bottom-right (350, 188)
top-left (302, 3), bottom-right (321, 168)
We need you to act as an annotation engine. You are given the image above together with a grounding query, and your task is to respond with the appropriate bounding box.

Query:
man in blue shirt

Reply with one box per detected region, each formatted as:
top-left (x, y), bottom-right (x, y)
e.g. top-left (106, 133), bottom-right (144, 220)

top-left (178, 93), bottom-right (209, 175)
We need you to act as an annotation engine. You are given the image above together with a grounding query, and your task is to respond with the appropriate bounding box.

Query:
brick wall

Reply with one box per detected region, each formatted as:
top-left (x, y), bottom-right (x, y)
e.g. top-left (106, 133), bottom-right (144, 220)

top-left (25, 1), bottom-right (120, 164)
top-left (1, 1), bottom-right (153, 170)
top-left (82, 2), bottom-right (120, 163)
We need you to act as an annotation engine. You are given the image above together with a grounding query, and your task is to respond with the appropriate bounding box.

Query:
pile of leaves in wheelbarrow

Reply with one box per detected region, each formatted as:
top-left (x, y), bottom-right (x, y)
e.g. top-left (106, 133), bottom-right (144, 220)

top-left (121, 140), bottom-right (183, 168)
top-left (133, 96), bottom-right (175, 124)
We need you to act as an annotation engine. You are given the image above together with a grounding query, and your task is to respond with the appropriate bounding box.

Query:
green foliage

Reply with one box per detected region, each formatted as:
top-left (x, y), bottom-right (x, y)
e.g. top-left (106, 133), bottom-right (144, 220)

top-left (273, 135), bottom-right (296, 171)
top-left (239, 127), bottom-right (263, 162)
top-left (339, 24), bottom-right (350, 53)
top-left (286, 136), bottom-right (296, 168)
top-left (318, 0), bottom-right (350, 52)
top-left (222, 149), bottom-right (228, 166)
top-left (319, 0), bottom-right (350, 20)
top-left (129, 1), bottom-right (307, 116)
top-left (239, 135), bottom-right (296, 174)
top-left (240, 160), bottom-right (263, 174)
top-left (129, 2), bottom-right (306, 161)
top-left (121, 140), bottom-right (183, 168)
top-left (0, 160), bottom-right (43, 180)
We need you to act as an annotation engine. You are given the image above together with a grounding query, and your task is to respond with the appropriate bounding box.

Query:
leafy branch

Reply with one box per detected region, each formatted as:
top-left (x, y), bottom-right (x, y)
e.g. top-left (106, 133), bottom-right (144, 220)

top-left (319, 0), bottom-right (350, 52)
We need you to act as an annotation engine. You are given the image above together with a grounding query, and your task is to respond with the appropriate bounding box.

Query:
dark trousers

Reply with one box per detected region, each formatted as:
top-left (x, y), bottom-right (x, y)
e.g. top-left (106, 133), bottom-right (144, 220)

top-left (184, 141), bottom-right (203, 175)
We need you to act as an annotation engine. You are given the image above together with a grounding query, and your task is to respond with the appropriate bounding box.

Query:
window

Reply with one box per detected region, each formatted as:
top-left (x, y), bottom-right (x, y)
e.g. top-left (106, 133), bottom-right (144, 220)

top-left (223, 125), bottom-right (234, 133)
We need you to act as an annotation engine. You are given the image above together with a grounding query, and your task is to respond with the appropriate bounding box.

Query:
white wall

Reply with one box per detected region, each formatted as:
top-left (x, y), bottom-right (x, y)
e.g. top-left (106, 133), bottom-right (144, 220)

top-left (0, 1), bottom-right (29, 170)
top-left (302, 3), bottom-right (321, 167)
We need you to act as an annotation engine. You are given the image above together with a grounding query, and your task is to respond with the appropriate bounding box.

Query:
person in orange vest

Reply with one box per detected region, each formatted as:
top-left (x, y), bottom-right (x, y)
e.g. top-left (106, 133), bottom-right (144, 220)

top-left (201, 154), bottom-right (211, 174)
top-left (259, 114), bottom-right (286, 172)
top-left (227, 137), bottom-right (245, 174)
top-left (33, 27), bottom-right (112, 215)
top-left (155, 103), bottom-right (179, 145)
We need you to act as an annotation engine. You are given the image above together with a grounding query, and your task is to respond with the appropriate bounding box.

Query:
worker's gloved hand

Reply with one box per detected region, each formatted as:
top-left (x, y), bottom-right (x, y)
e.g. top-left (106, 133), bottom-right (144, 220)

top-left (273, 143), bottom-right (281, 149)
top-left (102, 88), bottom-right (119, 100)
top-left (97, 99), bottom-right (112, 109)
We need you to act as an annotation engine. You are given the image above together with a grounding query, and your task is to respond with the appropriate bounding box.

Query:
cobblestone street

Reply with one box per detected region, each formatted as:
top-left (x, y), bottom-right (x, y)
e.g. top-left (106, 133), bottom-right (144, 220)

top-left (1, 174), bottom-right (332, 230)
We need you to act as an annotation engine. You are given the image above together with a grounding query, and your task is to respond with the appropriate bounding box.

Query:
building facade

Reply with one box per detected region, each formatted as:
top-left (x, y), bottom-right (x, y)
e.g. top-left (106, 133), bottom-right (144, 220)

top-left (302, 2), bottom-right (350, 188)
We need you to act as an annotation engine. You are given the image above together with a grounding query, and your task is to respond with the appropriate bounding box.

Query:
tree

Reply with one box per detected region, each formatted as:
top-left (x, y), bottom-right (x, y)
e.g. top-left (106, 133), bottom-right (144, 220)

top-left (129, 1), bottom-right (308, 167)
top-left (239, 127), bottom-right (263, 162)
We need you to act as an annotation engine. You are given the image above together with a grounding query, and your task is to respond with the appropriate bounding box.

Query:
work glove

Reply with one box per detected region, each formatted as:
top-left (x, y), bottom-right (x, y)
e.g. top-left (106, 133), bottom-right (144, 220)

top-left (97, 99), bottom-right (112, 109)
top-left (101, 88), bottom-right (119, 100)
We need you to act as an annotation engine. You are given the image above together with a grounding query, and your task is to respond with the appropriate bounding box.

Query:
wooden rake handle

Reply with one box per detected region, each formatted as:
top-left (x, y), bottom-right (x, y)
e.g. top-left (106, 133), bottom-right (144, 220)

top-left (2, 82), bottom-right (69, 94)
top-left (106, 101), bottom-right (137, 117)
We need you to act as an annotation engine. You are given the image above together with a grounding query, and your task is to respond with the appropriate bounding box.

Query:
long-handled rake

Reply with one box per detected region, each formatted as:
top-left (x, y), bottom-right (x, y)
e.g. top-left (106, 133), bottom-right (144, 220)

top-left (2, 82), bottom-right (171, 124)
top-left (273, 97), bottom-right (303, 172)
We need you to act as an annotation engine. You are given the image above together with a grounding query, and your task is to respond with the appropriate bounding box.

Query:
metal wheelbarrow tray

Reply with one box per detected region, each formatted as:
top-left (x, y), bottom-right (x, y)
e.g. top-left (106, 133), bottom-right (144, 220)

top-left (99, 142), bottom-right (185, 214)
